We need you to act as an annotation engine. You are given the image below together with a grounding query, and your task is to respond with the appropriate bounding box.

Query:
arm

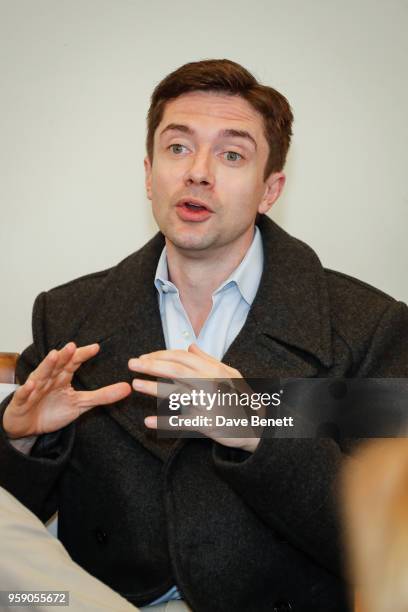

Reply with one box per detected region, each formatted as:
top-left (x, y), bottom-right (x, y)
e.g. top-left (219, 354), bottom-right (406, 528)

top-left (0, 293), bottom-right (70, 520)
top-left (212, 300), bottom-right (408, 576)
top-left (0, 292), bottom-right (131, 522)
top-left (127, 303), bottom-right (408, 575)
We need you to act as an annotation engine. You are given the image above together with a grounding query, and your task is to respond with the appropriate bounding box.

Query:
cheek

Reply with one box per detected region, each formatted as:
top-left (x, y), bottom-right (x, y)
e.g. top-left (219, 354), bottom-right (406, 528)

top-left (151, 163), bottom-right (184, 198)
top-left (217, 169), bottom-right (262, 211)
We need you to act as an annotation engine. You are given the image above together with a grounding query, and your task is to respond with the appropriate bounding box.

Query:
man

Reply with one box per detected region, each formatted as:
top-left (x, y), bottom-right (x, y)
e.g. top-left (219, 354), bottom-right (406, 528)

top-left (1, 59), bottom-right (407, 612)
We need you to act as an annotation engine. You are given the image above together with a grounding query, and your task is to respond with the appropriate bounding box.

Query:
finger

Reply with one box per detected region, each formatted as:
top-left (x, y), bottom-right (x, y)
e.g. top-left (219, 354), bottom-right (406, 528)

top-left (29, 343), bottom-right (78, 389)
top-left (129, 348), bottom-right (209, 373)
top-left (45, 342), bottom-right (78, 382)
top-left (28, 349), bottom-right (60, 386)
top-left (12, 378), bottom-right (36, 407)
top-left (49, 343), bottom-right (100, 388)
top-left (145, 415), bottom-right (157, 429)
top-left (145, 414), bottom-right (214, 436)
top-left (144, 415), bottom-right (199, 432)
top-left (131, 349), bottom-right (204, 368)
top-left (188, 344), bottom-right (241, 377)
top-left (133, 345), bottom-right (231, 375)
top-left (132, 379), bottom-right (158, 396)
top-left (128, 357), bottom-right (193, 379)
top-left (139, 345), bottom-right (209, 360)
top-left (132, 379), bottom-right (177, 399)
top-left (75, 382), bottom-right (132, 411)
top-left (187, 343), bottom-right (219, 363)
top-left (35, 343), bottom-right (98, 392)
top-left (61, 343), bottom-right (100, 375)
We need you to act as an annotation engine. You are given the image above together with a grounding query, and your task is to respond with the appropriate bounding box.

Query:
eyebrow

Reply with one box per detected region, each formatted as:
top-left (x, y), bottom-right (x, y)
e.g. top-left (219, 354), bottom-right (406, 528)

top-left (159, 123), bottom-right (257, 150)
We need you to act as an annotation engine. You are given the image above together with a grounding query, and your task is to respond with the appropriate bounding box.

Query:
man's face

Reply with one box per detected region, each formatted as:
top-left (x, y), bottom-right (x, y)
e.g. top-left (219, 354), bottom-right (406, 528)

top-left (144, 91), bottom-right (285, 254)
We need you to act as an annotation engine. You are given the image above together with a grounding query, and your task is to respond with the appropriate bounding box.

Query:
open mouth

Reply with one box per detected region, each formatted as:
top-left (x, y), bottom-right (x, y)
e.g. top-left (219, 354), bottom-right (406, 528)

top-left (182, 202), bottom-right (208, 211)
top-left (176, 199), bottom-right (213, 221)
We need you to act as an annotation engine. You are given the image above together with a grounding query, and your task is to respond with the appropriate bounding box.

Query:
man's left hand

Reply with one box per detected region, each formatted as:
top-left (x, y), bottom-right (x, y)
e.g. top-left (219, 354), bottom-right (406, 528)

top-left (128, 343), bottom-right (260, 453)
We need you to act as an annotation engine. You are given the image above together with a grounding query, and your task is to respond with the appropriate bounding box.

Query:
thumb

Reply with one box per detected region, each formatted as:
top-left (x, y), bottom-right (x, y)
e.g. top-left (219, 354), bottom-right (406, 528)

top-left (187, 343), bottom-right (219, 364)
top-left (77, 382), bottom-right (132, 412)
top-left (188, 343), bottom-right (209, 357)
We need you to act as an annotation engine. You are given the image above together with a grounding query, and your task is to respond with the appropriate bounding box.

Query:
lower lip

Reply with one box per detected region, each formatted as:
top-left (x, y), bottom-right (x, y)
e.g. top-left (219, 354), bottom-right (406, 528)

top-left (176, 204), bottom-right (213, 222)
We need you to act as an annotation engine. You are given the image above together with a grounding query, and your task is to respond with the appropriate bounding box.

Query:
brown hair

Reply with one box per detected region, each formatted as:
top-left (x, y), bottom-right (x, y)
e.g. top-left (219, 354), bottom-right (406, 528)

top-left (146, 59), bottom-right (293, 180)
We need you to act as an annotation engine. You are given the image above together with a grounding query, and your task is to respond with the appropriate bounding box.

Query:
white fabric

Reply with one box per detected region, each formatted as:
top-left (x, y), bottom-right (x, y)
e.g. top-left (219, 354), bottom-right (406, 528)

top-left (0, 486), bottom-right (136, 611)
top-left (0, 383), bottom-right (17, 403)
top-left (0, 486), bottom-right (192, 611)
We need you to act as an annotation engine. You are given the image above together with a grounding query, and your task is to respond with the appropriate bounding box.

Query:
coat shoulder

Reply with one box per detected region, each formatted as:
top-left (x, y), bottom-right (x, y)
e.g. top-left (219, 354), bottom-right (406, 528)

top-left (47, 266), bottom-right (113, 296)
top-left (324, 267), bottom-right (401, 350)
top-left (327, 265), bottom-right (396, 300)
top-left (40, 266), bottom-right (114, 320)
top-left (42, 248), bottom-right (145, 303)
top-left (33, 251), bottom-right (142, 345)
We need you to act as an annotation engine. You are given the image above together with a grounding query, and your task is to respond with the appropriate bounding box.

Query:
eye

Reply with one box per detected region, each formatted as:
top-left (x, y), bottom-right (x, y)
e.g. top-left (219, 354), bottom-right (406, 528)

top-left (169, 144), bottom-right (188, 154)
top-left (223, 151), bottom-right (243, 162)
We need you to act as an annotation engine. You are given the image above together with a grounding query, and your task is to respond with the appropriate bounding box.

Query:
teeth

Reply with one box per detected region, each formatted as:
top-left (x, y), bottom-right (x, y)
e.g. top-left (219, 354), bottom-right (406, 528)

top-left (186, 202), bottom-right (204, 209)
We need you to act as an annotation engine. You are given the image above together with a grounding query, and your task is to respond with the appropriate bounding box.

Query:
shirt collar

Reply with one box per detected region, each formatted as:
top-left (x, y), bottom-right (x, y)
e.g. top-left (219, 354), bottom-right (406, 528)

top-left (154, 246), bottom-right (171, 286)
top-left (212, 225), bottom-right (263, 305)
top-left (154, 225), bottom-right (263, 306)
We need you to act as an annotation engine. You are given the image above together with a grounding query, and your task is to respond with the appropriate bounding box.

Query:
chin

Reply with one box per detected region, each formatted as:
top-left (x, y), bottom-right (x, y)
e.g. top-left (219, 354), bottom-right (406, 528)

top-left (171, 236), bottom-right (214, 252)
top-left (164, 228), bottom-right (217, 252)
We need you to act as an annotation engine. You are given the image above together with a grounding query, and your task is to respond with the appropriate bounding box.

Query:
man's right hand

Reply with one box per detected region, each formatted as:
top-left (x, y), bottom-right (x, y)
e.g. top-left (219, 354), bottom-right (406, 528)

top-left (2, 342), bottom-right (131, 439)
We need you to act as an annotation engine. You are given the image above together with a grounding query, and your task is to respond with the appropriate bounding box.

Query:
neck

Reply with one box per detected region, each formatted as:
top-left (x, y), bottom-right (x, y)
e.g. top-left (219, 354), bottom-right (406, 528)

top-left (165, 226), bottom-right (255, 335)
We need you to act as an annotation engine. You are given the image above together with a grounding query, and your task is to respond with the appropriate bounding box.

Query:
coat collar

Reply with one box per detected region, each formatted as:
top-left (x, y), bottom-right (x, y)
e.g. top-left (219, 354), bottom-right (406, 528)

top-left (247, 214), bottom-right (333, 370)
top-left (72, 215), bottom-right (333, 460)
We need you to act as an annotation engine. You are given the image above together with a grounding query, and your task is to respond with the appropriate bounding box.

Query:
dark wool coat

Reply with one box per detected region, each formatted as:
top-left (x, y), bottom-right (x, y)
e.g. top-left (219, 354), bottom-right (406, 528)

top-left (1, 215), bottom-right (408, 612)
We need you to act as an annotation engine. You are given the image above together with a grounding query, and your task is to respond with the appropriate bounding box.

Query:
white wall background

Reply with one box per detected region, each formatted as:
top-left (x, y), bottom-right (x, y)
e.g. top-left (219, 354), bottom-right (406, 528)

top-left (1, 0), bottom-right (407, 352)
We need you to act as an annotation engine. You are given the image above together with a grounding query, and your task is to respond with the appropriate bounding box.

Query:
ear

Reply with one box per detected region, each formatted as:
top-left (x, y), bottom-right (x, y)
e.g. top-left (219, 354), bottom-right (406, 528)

top-left (144, 156), bottom-right (152, 200)
top-left (257, 172), bottom-right (286, 215)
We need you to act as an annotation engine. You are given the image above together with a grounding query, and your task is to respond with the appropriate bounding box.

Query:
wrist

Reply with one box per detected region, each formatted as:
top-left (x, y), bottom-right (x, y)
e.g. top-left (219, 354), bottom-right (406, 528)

top-left (2, 411), bottom-right (30, 440)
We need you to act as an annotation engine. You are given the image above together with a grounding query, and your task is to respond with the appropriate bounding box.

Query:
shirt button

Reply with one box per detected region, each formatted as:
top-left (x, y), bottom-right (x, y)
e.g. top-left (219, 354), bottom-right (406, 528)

top-left (162, 285), bottom-right (170, 294)
top-left (182, 331), bottom-right (190, 338)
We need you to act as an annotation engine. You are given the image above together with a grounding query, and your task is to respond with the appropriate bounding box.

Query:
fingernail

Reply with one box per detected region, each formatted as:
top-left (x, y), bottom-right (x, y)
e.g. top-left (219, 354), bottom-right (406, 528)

top-left (133, 379), bottom-right (144, 389)
top-left (129, 358), bottom-right (141, 369)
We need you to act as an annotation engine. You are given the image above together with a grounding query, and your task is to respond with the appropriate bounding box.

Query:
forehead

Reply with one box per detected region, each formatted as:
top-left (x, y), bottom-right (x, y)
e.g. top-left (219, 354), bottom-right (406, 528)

top-left (157, 91), bottom-right (265, 140)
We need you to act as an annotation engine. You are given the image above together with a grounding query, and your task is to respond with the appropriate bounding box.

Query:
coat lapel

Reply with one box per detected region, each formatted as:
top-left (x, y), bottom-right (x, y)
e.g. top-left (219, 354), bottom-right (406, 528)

top-left (70, 216), bottom-right (334, 461)
top-left (223, 215), bottom-right (333, 378)
top-left (72, 232), bottom-right (177, 460)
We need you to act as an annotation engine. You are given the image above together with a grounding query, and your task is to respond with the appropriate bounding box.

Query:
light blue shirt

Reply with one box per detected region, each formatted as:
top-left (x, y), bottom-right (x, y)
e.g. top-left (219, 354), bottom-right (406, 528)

top-left (147, 226), bottom-right (264, 606)
top-left (154, 226), bottom-right (264, 360)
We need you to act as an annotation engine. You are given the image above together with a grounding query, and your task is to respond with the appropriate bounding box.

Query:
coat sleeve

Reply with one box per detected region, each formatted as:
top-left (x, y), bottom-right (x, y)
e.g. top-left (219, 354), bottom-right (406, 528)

top-left (0, 292), bottom-right (75, 523)
top-left (212, 299), bottom-right (408, 577)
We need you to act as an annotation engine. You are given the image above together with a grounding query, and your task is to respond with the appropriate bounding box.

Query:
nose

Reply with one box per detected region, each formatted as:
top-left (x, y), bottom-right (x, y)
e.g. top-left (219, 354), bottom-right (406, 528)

top-left (184, 149), bottom-right (214, 188)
